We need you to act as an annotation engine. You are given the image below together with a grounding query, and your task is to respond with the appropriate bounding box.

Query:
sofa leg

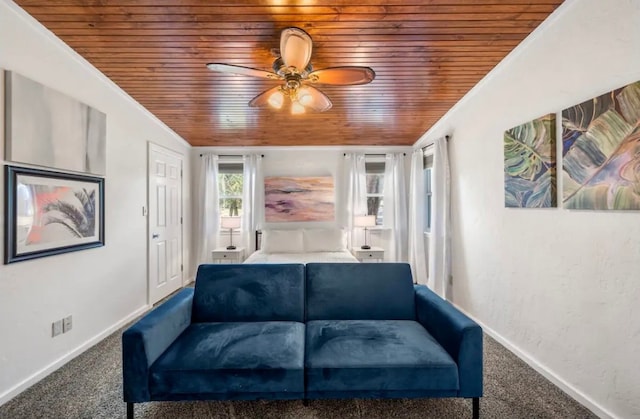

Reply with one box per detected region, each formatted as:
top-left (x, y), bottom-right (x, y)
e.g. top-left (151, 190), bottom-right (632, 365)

top-left (303, 399), bottom-right (309, 407)
top-left (127, 402), bottom-right (134, 419)
top-left (472, 397), bottom-right (479, 419)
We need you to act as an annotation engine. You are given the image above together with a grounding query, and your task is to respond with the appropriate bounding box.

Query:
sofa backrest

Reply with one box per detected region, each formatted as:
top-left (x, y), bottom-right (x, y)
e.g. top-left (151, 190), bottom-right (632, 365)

top-left (192, 264), bottom-right (305, 323)
top-left (305, 263), bottom-right (415, 320)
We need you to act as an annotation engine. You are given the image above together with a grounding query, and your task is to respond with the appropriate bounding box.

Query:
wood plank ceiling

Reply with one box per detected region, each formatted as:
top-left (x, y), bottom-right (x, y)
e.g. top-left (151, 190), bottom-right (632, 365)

top-left (15, 0), bottom-right (564, 147)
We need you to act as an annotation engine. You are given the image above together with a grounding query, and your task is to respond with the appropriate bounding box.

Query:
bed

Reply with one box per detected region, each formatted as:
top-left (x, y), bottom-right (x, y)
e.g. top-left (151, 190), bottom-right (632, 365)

top-left (243, 228), bottom-right (359, 264)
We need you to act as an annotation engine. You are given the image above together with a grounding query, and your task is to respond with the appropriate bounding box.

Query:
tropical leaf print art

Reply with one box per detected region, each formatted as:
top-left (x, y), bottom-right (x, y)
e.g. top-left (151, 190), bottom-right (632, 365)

top-left (504, 113), bottom-right (557, 208)
top-left (562, 81), bottom-right (640, 209)
top-left (43, 189), bottom-right (96, 238)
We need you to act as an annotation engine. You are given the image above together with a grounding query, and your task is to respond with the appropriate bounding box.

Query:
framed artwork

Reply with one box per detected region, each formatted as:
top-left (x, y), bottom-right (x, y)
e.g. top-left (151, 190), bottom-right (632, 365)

top-left (4, 71), bottom-right (107, 175)
top-left (4, 165), bottom-right (105, 264)
top-left (562, 80), bottom-right (640, 210)
top-left (264, 176), bottom-right (335, 222)
top-left (504, 113), bottom-right (557, 208)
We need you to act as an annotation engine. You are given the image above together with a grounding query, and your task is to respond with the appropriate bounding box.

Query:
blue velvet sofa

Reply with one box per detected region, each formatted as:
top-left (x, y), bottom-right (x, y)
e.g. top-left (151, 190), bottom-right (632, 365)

top-left (122, 263), bottom-right (483, 418)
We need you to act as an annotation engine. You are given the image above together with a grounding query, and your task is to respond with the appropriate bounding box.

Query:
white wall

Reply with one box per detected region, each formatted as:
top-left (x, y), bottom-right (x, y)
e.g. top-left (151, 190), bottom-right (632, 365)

top-left (415, 0), bottom-right (640, 417)
top-left (0, 2), bottom-right (193, 404)
top-left (191, 146), bottom-right (411, 264)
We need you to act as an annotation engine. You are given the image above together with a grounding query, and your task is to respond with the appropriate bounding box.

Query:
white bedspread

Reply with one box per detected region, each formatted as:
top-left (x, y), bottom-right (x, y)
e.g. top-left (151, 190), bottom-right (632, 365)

top-left (244, 249), bottom-right (358, 264)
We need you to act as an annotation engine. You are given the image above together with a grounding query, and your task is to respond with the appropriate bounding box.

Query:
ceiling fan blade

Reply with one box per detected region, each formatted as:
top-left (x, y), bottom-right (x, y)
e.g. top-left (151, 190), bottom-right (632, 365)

top-left (307, 66), bottom-right (375, 86)
top-left (298, 86), bottom-right (332, 112)
top-left (206, 63), bottom-right (281, 80)
top-left (280, 27), bottom-right (313, 70)
top-left (248, 86), bottom-right (283, 108)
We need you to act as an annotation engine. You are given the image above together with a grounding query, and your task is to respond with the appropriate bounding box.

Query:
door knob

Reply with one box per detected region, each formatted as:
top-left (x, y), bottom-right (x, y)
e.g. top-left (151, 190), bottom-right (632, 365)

top-left (152, 234), bottom-right (159, 239)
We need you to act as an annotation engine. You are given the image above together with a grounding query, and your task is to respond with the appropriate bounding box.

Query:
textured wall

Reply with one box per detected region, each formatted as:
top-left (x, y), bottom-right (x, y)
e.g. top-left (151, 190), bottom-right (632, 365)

top-left (415, 0), bottom-right (640, 417)
top-left (0, 1), bottom-right (192, 404)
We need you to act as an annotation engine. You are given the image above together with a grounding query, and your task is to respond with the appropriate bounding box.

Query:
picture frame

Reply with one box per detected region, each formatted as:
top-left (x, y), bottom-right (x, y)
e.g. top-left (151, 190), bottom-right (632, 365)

top-left (4, 165), bottom-right (105, 264)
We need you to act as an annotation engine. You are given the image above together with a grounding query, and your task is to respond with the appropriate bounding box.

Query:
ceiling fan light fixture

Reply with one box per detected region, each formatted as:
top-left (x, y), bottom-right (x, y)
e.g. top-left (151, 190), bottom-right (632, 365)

top-left (267, 89), bottom-right (284, 109)
top-left (291, 101), bottom-right (306, 115)
top-left (297, 87), bottom-right (313, 106)
top-left (206, 26), bottom-right (375, 114)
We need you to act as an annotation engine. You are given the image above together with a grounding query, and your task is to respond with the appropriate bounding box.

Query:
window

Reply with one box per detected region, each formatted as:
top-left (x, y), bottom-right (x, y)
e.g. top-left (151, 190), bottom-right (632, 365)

top-left (365, 159), bottom-right (385, 225)
top-left (424, 153), bottom-right (434, 232)
top-left (218, 160), bottom-right (243, 217)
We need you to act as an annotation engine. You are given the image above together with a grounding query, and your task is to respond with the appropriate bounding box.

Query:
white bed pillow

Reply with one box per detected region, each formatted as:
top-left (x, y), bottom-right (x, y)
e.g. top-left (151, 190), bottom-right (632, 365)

top-left (261, 229), bottom-right (304, 253)
top-left (303, 229), bottom-right (346, 252)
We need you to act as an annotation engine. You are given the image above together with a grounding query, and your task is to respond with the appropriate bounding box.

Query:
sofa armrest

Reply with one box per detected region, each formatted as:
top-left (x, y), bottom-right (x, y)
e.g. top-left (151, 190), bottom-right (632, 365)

top-left (122, 287), bottom-right (194, 402)
top-left (414, 285), bottom-right (483, 397)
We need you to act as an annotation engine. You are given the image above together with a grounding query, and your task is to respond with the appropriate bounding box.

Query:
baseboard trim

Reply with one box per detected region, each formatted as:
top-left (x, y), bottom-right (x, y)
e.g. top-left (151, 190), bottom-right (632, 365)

top-left (0, 305), bottom-right (150, 407)
top-left (452, 304), bottom-right (618, 419)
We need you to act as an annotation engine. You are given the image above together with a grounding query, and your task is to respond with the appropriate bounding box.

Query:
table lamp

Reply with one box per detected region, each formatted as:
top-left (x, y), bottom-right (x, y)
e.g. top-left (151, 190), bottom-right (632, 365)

top-left (353, 215), bottom-right (376, 249)
top-left (220, 216), bottom-right (241, 250)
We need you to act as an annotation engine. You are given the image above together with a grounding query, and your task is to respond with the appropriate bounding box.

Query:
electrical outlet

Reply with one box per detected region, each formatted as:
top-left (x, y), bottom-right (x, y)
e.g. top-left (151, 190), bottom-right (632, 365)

top-left (63, 315), bottom-right (73, 333)
top-left (52, 320), bottom-right (63, 337)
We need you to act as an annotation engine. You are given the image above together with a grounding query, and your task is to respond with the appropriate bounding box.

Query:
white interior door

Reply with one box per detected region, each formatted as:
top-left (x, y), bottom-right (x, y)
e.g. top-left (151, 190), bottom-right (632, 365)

top-left (148, 143), bottom-right (183, 305)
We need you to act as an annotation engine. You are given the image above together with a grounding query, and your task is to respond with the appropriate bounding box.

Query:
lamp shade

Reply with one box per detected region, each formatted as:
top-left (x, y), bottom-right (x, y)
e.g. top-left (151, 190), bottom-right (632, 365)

top-left (353, 215), bottom-right (376, 228)
top-left (220, 216), bottom-right (241, 229)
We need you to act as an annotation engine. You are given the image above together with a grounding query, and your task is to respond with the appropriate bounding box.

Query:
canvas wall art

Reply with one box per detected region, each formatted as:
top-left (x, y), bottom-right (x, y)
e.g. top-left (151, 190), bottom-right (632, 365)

top-left (5, 71), bottom-right (107, 175)
top-left (562, 80), bottom-right (640, 210)
top-left (264, 176), bottom-right (335, 222)
top-left (4, 165), bottom-right (105, 264)
top-left (504, 113), bottom-right (557, 208)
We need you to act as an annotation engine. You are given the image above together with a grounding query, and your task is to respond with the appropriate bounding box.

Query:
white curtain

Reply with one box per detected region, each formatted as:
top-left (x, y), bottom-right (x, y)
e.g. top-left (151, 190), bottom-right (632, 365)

top-left (241, 154), bottom-right (264, 252)
top-left (344, 153), bottom-right (367, 249)
top-left (408, 150), bottom-right (427, 284)
top-left (383, 153), bottom-right (407, 262)
top-left (429, 136), bottom-right (452, 299)
top-left (196, 153), bottom-right (220, 265)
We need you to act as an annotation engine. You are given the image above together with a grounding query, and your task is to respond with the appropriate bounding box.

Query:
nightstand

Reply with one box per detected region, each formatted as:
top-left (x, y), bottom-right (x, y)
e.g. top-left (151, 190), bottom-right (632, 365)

top-left (211, 247), bottom-right (245, 264)
top-left (351, 247), bottom-right (384, 262)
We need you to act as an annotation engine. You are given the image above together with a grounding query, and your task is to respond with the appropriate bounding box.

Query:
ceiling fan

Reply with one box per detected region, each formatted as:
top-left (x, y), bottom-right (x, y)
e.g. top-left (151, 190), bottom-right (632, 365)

top-left (206, 27), bottom-right (375, 114)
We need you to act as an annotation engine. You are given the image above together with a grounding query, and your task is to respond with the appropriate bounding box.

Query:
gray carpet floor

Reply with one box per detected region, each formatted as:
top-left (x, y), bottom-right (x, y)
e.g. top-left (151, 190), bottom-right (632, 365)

top-left (0, 326), bottom-right (596, 419)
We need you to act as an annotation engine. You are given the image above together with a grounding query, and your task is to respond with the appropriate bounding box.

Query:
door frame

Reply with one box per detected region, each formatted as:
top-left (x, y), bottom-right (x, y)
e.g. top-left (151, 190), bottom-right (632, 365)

top-left (147, 141), bottom-right (185, 305)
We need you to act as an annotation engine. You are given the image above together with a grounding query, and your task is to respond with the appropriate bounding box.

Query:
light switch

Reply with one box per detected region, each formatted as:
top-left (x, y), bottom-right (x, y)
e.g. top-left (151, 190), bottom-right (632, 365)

top-left (63, 315), bottom-right (73, 333)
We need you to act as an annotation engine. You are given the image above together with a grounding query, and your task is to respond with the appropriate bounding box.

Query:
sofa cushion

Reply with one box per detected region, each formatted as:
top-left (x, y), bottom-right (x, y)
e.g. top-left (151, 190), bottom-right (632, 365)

top-left (149, 322), bottom-right (305, 398)
top-left (193, 264), bottom-right (305, 322)
top-left (306, 263), bottom-right (415, 320)
top-left (305, 320), bottom-right (459, 392)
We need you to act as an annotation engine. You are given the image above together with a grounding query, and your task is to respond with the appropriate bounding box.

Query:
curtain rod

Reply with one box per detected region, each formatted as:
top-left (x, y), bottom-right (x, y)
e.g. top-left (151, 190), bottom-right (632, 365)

top-left (199, 154), bottom-right (264, 157)
top-left (343, 153), bottom-right (406, 156)
top-left (422, 135), bottom-right (450, 151)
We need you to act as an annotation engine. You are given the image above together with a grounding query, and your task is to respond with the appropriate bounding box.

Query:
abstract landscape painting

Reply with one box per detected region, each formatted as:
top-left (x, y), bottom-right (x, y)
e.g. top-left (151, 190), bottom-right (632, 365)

top-left (504, 113), bottom-right (557, 208)
top-left (562, 81), bottom-right (640, 210)
top-left (5, 71), bottom-right (107, 175)
top-left (5, 166), bottom-right (105, 264)
top-left (265, 176), bottom-right (334, 222)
